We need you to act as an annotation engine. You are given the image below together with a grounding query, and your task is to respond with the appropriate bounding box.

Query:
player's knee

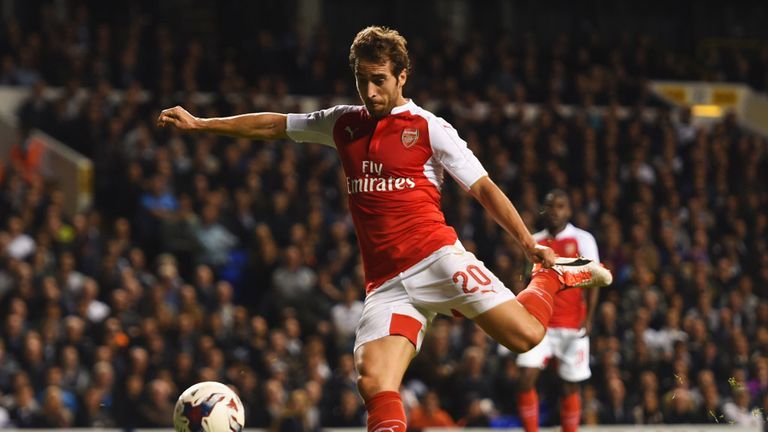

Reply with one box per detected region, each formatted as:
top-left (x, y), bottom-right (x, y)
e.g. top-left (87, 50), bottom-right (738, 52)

top-left (562, 382), bottom-right (580, 395)
top-left (357, 373), bottom-right (384, 402)
top-left (517, 378), bottom-right (535, 392)
top-left (526, 323), bottom-right (546, 348)
top-left (517, 369), bottom-right (538, 391)
top-left (510, 324), bottom-right (545, 353)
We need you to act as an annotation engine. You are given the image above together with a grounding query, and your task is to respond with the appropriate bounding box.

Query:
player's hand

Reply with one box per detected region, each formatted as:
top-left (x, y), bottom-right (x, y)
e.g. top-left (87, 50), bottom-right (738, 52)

top-left (157, 106), bottom-right (199, 131)
top-left (527, 244), bottom-right (556, 268)
top-left (579, 321), bottom-right (592, 337)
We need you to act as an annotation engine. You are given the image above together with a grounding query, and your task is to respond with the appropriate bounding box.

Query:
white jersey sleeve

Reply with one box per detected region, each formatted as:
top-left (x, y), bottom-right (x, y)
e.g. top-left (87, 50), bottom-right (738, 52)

top-left (286, 105), bottom-right (358, 147)
top-left (533, 229), bottom-right (548, 243)
top-left (575, 228), bottom-right (600, 262)
top-left (427, 117), bottom-right (488, 190)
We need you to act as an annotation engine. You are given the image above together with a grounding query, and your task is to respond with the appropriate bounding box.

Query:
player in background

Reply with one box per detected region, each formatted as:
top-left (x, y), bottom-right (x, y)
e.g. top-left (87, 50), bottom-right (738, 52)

top-left (157, 26), bottom-right (611, 432)
top-left (515, 190), bottom-right (601, 432)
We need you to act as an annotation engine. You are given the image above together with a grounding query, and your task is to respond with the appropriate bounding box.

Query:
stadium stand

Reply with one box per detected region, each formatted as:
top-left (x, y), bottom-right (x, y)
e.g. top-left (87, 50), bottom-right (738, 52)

top-left (0, 0), bottom-right (767, 430)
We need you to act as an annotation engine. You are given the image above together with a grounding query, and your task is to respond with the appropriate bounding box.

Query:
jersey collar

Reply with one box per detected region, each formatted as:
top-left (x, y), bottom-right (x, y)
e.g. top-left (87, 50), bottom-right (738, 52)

top-left (390, 99), bottom-right (415, 115)
top-left (546, 223), bottom-right (575, 239)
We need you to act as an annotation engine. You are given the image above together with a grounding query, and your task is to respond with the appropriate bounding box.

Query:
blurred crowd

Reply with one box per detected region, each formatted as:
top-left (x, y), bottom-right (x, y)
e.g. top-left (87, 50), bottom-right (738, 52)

top-left (2, 1), bottom-right (768, 431)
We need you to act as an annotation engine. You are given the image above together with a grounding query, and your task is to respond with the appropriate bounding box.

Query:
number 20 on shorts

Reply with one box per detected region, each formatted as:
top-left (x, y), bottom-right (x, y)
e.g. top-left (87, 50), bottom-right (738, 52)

top-left (452, 265), bottom-right (497, 294)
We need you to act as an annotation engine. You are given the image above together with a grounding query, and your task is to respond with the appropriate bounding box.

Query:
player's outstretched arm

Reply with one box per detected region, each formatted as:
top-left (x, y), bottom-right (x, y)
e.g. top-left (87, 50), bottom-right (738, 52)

top-left (157, 106), bottom-right (288, 140)
top-left (469, 176), bottom-right (556, 268)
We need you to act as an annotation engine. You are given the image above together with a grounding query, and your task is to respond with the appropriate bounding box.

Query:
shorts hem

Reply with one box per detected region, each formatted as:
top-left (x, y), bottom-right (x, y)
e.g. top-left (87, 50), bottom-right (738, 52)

top-left (353, 333), bottom-right (419, 355)
top-left (558, 371), bottom-right (592, 382)
top-left (461, 290), bottom-right (517, 319)
top-left (516, 361), bottom-right (549, 369)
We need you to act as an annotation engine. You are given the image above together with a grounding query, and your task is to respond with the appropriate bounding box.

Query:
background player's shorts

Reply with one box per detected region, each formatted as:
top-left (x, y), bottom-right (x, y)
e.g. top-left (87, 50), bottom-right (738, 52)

top-left (515, 327), bottom-right (591, 382)
top-left (354, 241), bottom-right (516, 353)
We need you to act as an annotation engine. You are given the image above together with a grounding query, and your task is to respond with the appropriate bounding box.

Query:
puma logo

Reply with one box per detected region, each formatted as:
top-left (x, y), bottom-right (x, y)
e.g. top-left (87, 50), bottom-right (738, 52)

top-left (371, 420), bottom-right (406, 432)
top-left (345, 126), bottom-right (358, 139)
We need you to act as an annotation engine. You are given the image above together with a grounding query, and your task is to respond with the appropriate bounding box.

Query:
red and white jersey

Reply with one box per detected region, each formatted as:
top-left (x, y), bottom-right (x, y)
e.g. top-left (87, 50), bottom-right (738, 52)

top-left (286, 100), bottom-right (487, 294)
top-left (534, 223), bottom-right (600, 329)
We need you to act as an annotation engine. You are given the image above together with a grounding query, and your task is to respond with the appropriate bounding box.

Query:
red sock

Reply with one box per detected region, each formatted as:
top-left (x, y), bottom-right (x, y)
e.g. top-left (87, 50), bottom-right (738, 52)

top-left (365, 391), bottom-right (407, 432)
top-left (516, 269), bottom-right (562, 327)
top-left (561, 393), bottom-right (581, 432)
top-left (518, 389), bottom-right (539, 432)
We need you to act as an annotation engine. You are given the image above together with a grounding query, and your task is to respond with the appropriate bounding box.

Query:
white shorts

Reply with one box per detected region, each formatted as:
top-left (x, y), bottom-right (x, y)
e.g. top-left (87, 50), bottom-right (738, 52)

top-left (354, 241), bottom-right (516, 353)
top-left (515, 327), bottom-right (591, 382)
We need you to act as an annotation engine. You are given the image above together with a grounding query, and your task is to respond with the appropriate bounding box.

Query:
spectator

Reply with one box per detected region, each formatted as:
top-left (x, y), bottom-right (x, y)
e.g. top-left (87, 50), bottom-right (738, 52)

top-left (0, 404), bottom-right (9, 428)
top-left (4, 215), bottom-right (35, 260)
top-left (632, 391), bottom-right (664, 424)
top-left (8, 382), bottom-right (39, 427)
top-left (747, 357), bottom-right (768, 401)
top-left (0, 339), bottom-right (20, 393)
top-left (136, 379), bottom-right (174, 427)
top-left (113, 374), bottom-right (144, 428)
top-left (330, 284), bottom-right (363, 351)
top-left (262, 378), bottom-right (286, 428)
top-left (324, 388), bottom-right (365, 427)
top-left (21, 331), bottom-right (49, 390)
top-left (74, 387), bottom-right (114, 427)
top-left (162, 194), bottom-right (201, 273)
top-left (0, 7), bottom-right (767, 428)
top-left (77, 278), bottom-right (110, 324)
top-left (324, 353), bottom-right (358, 412)
top-left (694, 385), bottom-right (724, 423)
top-left (302, 380), bottom-right (323, 430)
top-left (662, 388), bottom-right (697, 424)
top-left (59, 345), bottom-right (89, 395)
top-left (450, 346), bottom-right (493, 418)
top-left (409, 390), bottom-right (456, 429)
top-left (271, 388), bottom-right (318, 432)
top-left (194, 204), bottom-right (237, 268)
top-left (271, 245), bottom-right (317, 314)
top-left (40, 367), bottom-right (77, 414)
top-left (31, 386), bottom-right (73, 428)
top-left (599, 377), bottom-right (632, 424)
top-left (89, 361), bottom-right (115, 409)
top-left (457, 397), bottom-right (493, 427)
top-left (581, 384), bottom-right (602, 425)
top-left (16, 80), bottom-right (53, 130)
top-left (722, 388), bottom-right (761, 427)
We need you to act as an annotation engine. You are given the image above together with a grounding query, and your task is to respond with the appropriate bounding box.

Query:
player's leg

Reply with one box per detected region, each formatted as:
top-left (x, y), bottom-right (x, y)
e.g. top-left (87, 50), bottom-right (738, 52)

top-left (560, 381), bottom-right (581, 432)
top-left (474, 257), bottom-right (612, 351)
top-left (513, 330), bottom-right (551, 432)
top-left (472, 267), bottom-right (562, 351)
top-left (556, 331), bottom-right (591, 432)
top-left (413, 249), bottom-right (604, 431)
top-left (517, 367), bottom-right (542, 432)
top-left (472, 297), bottom-right (546, 351)
top-left (353, 276), bottom-right (432, 432)
top-left (355, 336), bottom-right (414, 432)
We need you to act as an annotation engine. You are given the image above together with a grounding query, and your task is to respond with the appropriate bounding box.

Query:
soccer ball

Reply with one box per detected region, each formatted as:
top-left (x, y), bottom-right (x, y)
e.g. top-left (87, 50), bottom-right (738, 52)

top-left (173, 381), bottom-right (245, 432)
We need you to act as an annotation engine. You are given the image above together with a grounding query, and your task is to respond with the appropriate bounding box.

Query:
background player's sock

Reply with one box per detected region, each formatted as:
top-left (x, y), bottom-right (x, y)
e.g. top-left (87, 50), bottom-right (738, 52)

top-left (516, 268), bottom-right (561, 327)
top-left (561, 392), bottom-right (581, 432)
top-left (365, 390), bottom-right (407, 432)
top-left (518, 388), bottom-right (539, 431)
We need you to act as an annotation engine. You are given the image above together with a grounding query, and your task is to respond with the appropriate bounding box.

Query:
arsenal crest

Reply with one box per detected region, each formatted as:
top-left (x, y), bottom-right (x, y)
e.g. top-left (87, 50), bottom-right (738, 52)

top-left (401, 128), bottom-right (419, 148)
